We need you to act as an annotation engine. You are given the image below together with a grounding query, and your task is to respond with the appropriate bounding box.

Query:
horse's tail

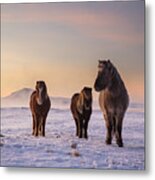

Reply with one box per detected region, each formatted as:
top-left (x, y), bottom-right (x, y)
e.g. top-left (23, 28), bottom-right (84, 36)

top-left (112, 117), bottom-right (116, 137)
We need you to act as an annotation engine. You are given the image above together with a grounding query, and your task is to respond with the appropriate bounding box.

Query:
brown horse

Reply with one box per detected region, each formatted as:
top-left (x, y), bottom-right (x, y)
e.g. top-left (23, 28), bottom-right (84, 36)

top-left (94, 60), bottom-right (129, 147)
top-left (30, 81), bottom-right (51, 137)
top-left (70, 87), bottom-right (92, 139)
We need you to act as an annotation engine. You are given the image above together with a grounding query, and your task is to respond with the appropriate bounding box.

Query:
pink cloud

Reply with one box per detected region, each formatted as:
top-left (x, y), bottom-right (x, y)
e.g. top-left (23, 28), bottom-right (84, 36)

top-left (1, 5), bottom-right (143, 45)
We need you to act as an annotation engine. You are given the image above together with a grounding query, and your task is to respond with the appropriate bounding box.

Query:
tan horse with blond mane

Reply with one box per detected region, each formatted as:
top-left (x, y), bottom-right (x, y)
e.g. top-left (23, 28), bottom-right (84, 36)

top-left (70, 87), bottom-right (92, 139)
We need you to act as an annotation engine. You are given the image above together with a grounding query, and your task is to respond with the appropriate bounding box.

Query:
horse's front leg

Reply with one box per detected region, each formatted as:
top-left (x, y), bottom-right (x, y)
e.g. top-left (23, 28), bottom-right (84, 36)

top-left (104, 114), bottom-right (113, 145)
top-left (79, 116), bottom-right (83, 138)
top-left (41, 115), bottom-right (47, 137)
top-left (38, 117), bottom-right (43, 136)
top-left (34, 114), bottom-right (39, 137)
top-left (84, 119), bottom-right (89, 139)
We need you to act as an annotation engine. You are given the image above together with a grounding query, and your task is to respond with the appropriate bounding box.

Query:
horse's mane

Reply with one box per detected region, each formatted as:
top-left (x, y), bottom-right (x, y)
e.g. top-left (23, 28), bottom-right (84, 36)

top-left (35, 82), bottom-right (49, 105)
top-left (108, 62), bottom-right (127, 96)
top-left (36, 84), bottom-right (47, 95)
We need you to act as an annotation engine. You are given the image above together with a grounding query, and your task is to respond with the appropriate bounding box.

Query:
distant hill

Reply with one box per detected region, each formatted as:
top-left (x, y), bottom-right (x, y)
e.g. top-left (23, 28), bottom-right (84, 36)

top-left (1, 88), bottom-right (101, 109)
top-left (1, 88), bottom-right (34, 107)
top-left (1, 88), bottom-right (70, 109)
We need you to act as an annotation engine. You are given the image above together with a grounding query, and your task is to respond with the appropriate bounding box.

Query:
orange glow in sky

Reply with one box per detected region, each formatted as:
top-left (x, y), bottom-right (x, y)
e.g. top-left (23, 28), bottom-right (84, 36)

top-left (1, 1), bottom-right (144, 102)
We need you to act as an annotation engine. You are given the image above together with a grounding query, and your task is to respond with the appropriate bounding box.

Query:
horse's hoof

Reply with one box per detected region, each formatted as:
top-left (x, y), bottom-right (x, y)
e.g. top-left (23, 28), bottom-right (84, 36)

top-left (118, 143), bottom-right (123, 147)
top-left (105, 139), bottom-right (111, 145)
top-left (117, 140), bottom-right (123, 147)
top-left (34, 133), bottom-right (38, 137)
top-left (84, 136), bottom-right (88, 139)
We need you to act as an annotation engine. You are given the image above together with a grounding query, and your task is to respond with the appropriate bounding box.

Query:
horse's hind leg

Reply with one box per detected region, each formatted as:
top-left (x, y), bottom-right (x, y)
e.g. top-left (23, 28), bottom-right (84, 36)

top-left (32, 114), bottom-right (35, 135)
top-left (104, 114), bottom-right (113, 145)
top-left (115, 116), bottom-right (123, 147)
top-left (74, 117), bottom-right (79, 136)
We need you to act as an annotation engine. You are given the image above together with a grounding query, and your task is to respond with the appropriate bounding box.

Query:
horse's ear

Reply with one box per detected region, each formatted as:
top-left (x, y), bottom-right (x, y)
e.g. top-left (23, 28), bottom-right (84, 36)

top-left (107, 59), bottom-right (111, 63)
top-left (107, 60), bottom-right (111, 69)
top-left (82, 87), bottom-right (86, 92)
top-left (107, 60), bottom-right (114, 75)
top-left (35, 83), bottom-right (38, 90)
top-left (98, 59), bottom-right (101, 64)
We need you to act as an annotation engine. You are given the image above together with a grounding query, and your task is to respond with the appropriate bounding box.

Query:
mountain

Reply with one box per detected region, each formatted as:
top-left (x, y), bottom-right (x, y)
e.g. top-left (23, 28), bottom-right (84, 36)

top-left (1, 88), bottom-right (34, 107)
top-left (1, 88), bottom-right (71, 109)
top-left (1, 88), bottom-right (101, 109)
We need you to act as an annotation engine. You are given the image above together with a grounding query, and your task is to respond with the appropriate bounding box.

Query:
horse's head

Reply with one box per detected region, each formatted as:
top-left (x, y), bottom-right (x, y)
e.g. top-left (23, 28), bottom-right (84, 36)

top-left (81, 87), bottom-right (92, 107)
top-left (94, 59), bottom-right (113, 92)
top-left (35, 81), bottom-right (47, 94)
top-left (82, 87), bottom-right (92, 99)
top-left (35, 81), bottom-right (48, 105)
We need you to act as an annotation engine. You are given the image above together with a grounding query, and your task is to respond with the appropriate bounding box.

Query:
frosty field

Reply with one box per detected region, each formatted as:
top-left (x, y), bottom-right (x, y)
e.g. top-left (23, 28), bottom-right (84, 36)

top-left (0, 102), bottom-right (144, 170)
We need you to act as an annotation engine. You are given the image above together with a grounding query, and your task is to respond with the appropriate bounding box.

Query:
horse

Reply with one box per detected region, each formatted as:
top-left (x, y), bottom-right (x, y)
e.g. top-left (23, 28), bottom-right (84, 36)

top-left (70, 87), bottom-right (92, 139)
top-left (94, 60), bottom-right (129, 147)
top-left (30, 81), bottom-right (51, 137)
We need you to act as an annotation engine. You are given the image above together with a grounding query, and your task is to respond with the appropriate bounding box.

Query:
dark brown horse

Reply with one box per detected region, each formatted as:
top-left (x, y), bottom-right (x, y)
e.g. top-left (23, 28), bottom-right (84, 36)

top-left (30, 81), bottom-right (51, 137)
top-left (94, 60), bottom-right (129, 147)
top-left (70, 87), bottom-right (92, 139)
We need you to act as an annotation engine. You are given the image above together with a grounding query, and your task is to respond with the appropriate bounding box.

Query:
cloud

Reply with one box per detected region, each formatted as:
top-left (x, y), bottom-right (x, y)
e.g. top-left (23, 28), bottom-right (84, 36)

top-left (1, 3), bottom-right (144, 100)
top-left (1, 3), bottom-right (144, 45)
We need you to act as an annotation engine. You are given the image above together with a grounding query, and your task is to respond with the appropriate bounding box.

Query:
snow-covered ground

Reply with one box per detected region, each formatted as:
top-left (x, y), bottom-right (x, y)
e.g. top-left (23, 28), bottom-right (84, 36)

top-left (0, 102), bottom-right (144, 170)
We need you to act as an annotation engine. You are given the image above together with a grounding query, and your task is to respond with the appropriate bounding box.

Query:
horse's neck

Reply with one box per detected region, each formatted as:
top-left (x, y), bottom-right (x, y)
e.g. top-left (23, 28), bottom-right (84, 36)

top-left (36, 90), bottom-right (48, 105)
top-left (108, 72), bottom-right (124, 95)
top-left (77, 93), bottom-right (84, 114)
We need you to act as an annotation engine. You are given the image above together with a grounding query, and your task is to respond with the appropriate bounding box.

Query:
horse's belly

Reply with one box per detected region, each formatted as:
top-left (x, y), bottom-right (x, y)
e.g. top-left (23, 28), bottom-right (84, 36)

top-left (99, 91), bottom-right (125, 115)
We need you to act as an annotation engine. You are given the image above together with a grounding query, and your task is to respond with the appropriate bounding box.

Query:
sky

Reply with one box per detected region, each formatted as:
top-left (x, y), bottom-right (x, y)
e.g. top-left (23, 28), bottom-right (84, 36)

top-left (1, 1), bottom-right (144, 102)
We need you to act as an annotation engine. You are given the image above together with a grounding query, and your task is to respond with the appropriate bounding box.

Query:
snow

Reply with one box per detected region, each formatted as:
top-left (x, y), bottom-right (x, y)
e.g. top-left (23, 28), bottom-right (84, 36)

top-left (0, 102), bottom-right (144, 170)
